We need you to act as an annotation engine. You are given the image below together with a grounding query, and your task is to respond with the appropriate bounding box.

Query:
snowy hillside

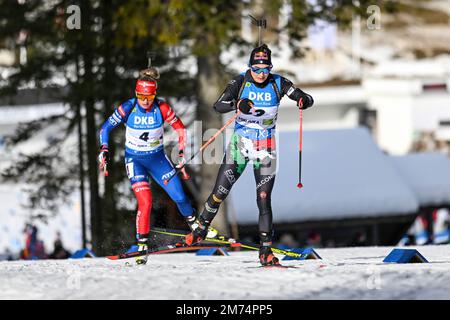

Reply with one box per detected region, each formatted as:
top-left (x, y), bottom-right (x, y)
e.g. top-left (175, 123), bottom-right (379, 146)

top-left (1, 245), bottom-right (450, 300)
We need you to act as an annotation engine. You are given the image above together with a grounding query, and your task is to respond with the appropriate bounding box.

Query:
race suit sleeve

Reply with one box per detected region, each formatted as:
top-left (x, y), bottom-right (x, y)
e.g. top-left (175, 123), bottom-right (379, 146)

top-left (99, 99), bottom-right (134, 148)
top-left (159, 101), bottom-right (186, 152)
top-left (280, 76), bottom-right (314, 108)
top-left (213, 74), bottom-right (245, 113)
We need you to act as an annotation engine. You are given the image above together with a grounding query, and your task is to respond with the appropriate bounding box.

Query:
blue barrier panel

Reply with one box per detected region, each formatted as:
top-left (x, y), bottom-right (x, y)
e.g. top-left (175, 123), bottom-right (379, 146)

top-left (126, 245), bottom-right (139, 254)
top-left (70, 249), bottom-right (96, 259)
top-left (196, 248), bottom-right (229, 256)
top-left (282, 248), bottom-right (322, 261)
top-left (383, 249), bottom-right (428, 263)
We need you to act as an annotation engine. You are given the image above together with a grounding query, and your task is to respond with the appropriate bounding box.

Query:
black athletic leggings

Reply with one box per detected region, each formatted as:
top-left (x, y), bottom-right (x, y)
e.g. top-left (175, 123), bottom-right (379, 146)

top-left (200, 133), bottom-right (277, 244)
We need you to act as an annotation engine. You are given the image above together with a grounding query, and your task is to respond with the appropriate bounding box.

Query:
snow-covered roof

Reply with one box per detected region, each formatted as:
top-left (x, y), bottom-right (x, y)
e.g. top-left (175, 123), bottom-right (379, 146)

top-left (367, 55), bottom-right (450, 79)
top-left (390, 153), bottom-right (450, 207)
top-left (279, 85), bottom-right (366, 108)
top-left (229, 127), bottom-right (419, 224)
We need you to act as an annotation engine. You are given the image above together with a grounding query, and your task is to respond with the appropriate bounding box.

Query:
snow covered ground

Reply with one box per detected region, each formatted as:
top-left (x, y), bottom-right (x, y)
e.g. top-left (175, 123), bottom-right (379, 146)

top-left (1, 245), bottom-right (450, 300)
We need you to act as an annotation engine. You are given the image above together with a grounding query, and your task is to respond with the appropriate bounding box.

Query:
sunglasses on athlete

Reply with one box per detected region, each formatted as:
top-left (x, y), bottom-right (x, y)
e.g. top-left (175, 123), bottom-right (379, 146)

top-left (136, 93), bottom-right (156, 100)
top-left (250, 66), bottom-right (272, 75)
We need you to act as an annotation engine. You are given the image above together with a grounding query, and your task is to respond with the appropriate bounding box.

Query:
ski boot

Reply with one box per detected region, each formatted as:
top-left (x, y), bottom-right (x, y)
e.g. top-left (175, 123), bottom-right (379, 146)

top-left (135, 237), bottom-right (149, 265)
top-left (184, 195), bottom-right (222, 245)
top-left (259, 246), bottom-right (281, 267)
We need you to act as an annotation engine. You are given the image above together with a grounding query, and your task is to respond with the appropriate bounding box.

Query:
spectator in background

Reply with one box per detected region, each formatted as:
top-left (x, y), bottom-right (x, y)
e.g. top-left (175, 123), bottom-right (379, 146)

top-left (0, 248), bottom-right (14, 261)
top-left (20, 224), bottom-right (47, 260)
top-left (433, 208), bottom-right (450, 244)
top-left (349, 231), bottom-right (368, 246)
top-left (6, 249), bottom-right (13, 261)
top-left (325, 239), bottom-right (336, 248)
top-left (49, 232), bottom-right (71, 259)
top-left (411, 131), bottom-right (437, 152)
top-left (278, 233), bottom-right (299, 249)
top-left (436, 140), bottom-right (450, 157)
top-left (306, 231), bottom-right (323, 248)
top-left (402, 213), bottom-right (431, 246)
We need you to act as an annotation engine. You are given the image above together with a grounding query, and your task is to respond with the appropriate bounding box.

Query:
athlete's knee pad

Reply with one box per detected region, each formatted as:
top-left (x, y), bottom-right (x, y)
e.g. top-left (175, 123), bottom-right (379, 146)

top-left (257, 190), bottom-right (271, 201)
top-left (257, 191), bottom-right (272, 212)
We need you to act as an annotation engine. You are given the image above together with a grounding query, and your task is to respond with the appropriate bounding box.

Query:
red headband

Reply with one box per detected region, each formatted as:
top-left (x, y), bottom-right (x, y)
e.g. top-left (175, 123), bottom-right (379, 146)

top-left (135, 80), bottom-right (157, 95)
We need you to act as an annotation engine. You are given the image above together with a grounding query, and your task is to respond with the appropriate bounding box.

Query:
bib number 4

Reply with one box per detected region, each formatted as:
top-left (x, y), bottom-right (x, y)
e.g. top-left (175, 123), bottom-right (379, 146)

top-left (139, 132), bottom-right (150, 141)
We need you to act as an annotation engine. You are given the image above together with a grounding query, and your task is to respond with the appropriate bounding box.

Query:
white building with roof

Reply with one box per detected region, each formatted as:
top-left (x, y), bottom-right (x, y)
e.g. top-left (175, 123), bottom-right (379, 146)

top-left (228, 128), bottom-right (450, 246)
top-left (390, 153), bottom-right (450, 207)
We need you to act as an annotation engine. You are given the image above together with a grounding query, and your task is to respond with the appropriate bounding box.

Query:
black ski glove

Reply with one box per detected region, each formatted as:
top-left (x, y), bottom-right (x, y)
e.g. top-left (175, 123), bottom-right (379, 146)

top-left (298, 94), bottom-right (314, 110)
top-left (237, 98), bottom-right (254, 114)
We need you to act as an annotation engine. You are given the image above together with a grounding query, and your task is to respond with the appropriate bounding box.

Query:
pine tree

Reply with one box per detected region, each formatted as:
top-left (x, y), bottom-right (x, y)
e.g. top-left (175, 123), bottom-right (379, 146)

top-left (0, 0), bottom-right (193, 255)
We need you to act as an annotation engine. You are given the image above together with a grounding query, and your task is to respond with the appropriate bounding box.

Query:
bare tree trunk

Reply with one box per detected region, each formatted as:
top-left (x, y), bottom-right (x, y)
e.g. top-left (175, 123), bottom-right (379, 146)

top-left (196, 54), bottom-right (230, 235)
top-left (99, 0), bottom-right (120, 254)
top-left (81, 1), bottom-right (103, 255)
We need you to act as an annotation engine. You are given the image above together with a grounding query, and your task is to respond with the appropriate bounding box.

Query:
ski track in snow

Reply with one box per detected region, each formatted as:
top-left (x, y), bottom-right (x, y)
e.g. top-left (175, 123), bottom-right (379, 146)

top-left (1, 245), bottom-right (450, 300)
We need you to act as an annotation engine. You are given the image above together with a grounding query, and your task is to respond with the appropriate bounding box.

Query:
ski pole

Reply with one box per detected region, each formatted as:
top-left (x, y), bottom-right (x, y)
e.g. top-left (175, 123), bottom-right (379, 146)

top-left (163, 110), bottom-right (241, 185)
top-left (297, 98), bottom-right (304, 189)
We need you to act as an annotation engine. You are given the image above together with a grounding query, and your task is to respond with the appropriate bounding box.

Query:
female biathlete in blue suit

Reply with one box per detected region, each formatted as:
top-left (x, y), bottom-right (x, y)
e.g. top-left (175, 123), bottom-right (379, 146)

top-left (98, 68), bottom-right (196, 265)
